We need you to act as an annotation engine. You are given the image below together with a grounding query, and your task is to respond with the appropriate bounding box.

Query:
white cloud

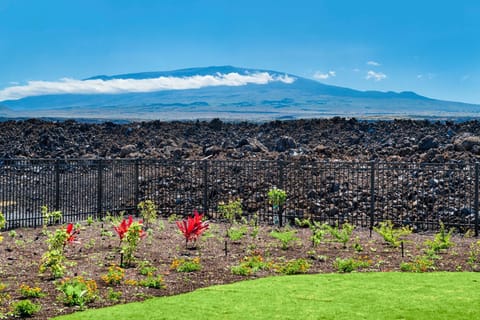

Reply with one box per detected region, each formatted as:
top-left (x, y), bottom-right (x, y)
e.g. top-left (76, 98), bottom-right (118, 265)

top-left (352, 68), bottom-right (361, 72)
top-left (365, 70), bottom-right (387, 81)
top-left (0, 72), bottom-right (296, 102)
top-left (313, 70), bottom-right (336, 80)
top-left (367, 61), bottom-right (381, 67)
top-left (416, 73), bottom-right (435, 80)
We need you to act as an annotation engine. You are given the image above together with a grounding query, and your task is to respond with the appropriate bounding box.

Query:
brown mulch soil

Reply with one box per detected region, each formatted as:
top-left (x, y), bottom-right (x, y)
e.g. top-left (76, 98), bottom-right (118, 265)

top-left (0, 217), bottom-right (478, 319)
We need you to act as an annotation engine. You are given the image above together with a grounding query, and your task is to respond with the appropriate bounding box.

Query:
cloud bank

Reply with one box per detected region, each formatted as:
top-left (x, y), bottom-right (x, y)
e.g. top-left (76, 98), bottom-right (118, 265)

top-left (0, 72), bottom-right (295, 102)
top-left (366, 70), bottom-right (387, 81)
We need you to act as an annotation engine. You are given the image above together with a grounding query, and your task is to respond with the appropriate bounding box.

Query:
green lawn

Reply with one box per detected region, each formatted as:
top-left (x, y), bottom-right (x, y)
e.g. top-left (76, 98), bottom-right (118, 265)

top-left (54, 272), bottom-right (480, 320)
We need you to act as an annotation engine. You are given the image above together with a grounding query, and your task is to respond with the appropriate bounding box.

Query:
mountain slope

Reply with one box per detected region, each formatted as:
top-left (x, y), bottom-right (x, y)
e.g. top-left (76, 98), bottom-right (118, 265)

top-left (0, 66), bottom-right (478, 121)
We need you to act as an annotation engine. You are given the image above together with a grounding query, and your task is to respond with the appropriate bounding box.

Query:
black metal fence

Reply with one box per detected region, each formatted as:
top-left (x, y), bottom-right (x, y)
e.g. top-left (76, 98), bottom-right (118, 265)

top-left (0, 159), bottom-right (478, 234)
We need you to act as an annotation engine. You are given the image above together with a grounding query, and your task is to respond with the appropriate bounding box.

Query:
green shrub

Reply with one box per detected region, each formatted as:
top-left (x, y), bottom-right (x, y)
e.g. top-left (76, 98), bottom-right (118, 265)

top-left (400, 255), bottom-right (436, 273)
top-left (374, 220), bottom-right (412, 248)
top-left (424, 222), bottom-right (454, 253)
top-left (19, 284), bottom-right (45, 299)
top-left (138, 200), bottom-right (157, 229)
top-left (56, 276), bottom-right (98, 308)
top-left (227, 225), bottom-right (248, 242)
top-left (467, 240), bottom-right (480, 271)
top-left (139, 275), bottom-right (165, 289)
top-left (41, 205), bottom-right (62, 227)
top-left (324, 223), bottom-right (355, 249)
top-left (218, 199), bottom-right (243, 223)
top-left (170, 257), bottom-right (202, 272)
top-left (334, 257), bottom-right (370, 273)
top-left (231, 255), bottom-right (270, 276)
top-left (275, 259), bottom-right (311, 275)
top-left (138, 260), bottom-right (157, 276)
top-left (268, 188), bottom-right (287, 208)
top-left (12, 299), bottom-right (41, 318)
top-left (270, 229), bottom-right (299, 250)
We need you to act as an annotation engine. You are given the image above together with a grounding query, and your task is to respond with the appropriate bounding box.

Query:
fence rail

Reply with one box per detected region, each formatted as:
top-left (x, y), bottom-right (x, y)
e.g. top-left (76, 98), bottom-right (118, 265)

top-left (0, 158), bottom-right (478, 234)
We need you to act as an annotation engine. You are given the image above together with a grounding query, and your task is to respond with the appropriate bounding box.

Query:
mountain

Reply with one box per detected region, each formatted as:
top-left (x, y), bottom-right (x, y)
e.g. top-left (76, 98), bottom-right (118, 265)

top-left (0, 66), bottom-right (479, 121)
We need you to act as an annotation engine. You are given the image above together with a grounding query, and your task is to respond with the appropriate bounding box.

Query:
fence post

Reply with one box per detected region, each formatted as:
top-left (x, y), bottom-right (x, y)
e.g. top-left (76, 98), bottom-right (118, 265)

top-left (202, 160), bottom-right (209, 217)
top-left (278, 159), bottom-right (285, 227)
top-left (97, 159), bottom-right (103, 218)
top-left (369, 161), bottom-right (375, 237)
top-left (134, 159), bottom-right (140, 216)
top-left (54, 159), bottom-right (60, 212)
top-left (475, 163), bottom-right (479, 237)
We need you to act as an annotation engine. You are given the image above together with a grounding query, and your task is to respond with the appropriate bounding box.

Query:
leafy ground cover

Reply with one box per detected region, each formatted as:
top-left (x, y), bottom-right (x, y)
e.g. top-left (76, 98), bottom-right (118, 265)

top-left (0, 215), bottom-right (479, 319)
top-left (53, 272), bottom-right (480, 320)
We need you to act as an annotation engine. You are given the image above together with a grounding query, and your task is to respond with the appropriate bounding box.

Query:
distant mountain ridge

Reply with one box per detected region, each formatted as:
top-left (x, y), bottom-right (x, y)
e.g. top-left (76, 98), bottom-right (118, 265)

top-left (0, 66), bottom-right (478, 121)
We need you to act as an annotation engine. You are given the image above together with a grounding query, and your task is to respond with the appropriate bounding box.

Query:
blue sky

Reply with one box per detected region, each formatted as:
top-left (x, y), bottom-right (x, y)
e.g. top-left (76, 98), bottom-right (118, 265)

top-left (0, 0), bottom-right (479, 104)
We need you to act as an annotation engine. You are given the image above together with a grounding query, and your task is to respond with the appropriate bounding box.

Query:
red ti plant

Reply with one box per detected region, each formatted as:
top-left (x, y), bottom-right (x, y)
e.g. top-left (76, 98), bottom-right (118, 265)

top-left (176, 210), bottom-right (209, 248)
top-left (114, 215), bottom-right (133, 241)
top-left (65, 223), bottom-right (79, 246)
top-left (114, 215), bottom-right (145, 242)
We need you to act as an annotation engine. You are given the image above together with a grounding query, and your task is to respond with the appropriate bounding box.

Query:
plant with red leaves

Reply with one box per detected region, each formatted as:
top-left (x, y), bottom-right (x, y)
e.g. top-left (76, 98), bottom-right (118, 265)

top-left (113, 216), bottom-right (146, 266)
top-left (65, 223), bottom-right (79, 246)
top-left (114, 216), bottom-right (133, 241)
top-left (176, 210), bottom-right (209, 248)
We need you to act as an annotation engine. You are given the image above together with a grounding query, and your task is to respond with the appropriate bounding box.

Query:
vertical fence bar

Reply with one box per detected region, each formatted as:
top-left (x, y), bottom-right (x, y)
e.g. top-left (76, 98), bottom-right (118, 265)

top-left (369, 161), bottom-right (375, 237)
top-left (97, 159), bottom-right (103, 218)
top-left (475, 162), bottom-right (479, 237)
top-left (203, 160), bottom-right (209, 216)
top-left (278, 159), bottom-right (285, 227)
top-left (54, 159), bottom-right (60, 212)
top-left (134, 159), bottom-right (140, 216)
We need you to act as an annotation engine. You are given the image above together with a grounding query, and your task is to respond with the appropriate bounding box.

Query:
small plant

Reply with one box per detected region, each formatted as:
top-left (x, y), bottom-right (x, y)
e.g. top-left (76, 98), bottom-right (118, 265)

top-left (0, 212), bottom-right (5, 243)
top-left (170, 257), bottom-right (202, 272)
top-left (12, 299), bottom-right (41, 318)
top-left (467, 240), bottom-right (480, 271)
top-left (270, 229), bottom-right (299, 250)
top-left (227, 225), bottom-right (248, 242)
top-left (86, 215), bottom-right (94, 226)
top-left (41, 205), bottom-right (62, 228)
top-left (334, 257), bottom-right (371, 273)
top-left (353, 237), bottom-right (364, 252)
top-left (114, 216), bottom-right (146, 267)
top-left (231, 255), bottom-right (270, 276)
top-left (100, 229), bottom-right (114, 237)
top-left (275, 258), bottom-right (311, 275)
top-left (268, 187), bottom-right (287, 209)
top-left (107, 288), bottom-right (122, 302)
top-left (19, 284), bottom-right (45, 299)
top-left (138, 260), bottom-right (157, 276)
top-left (324, 223), bottom-right (355, 249)
top-left (424, 221), bottom-right (454, 253)
top-left (374, 220), bottom-right (412, 248)
top-left (39, 225), bottom-right (77, 279)
top-left (176, 210), bottom-right (209, 248)
top-left (400, 255), bottom-right (436, 273)
top-left (8, 230), bottom-right (17, 238)
top-left (308, 221), bottom-right (328, 247)
top-left (294, 217), bottom-right (311, 228)
top-left (167, 214), bottom-right (180, 223)
top-left (138, 275), bottom-right (165, 289)
top-left (101, 265), bottom-right (125, 286)
top-left (268, 187), bottom-right (287, 225)
top-left (138, 200), bottom-right (157, 229)
top-left (56, 276), bottom-right (98, 308)
top-left (218, 199), bottom-right (243, 223)
top-left (0, 282), bottom-right (12, 318)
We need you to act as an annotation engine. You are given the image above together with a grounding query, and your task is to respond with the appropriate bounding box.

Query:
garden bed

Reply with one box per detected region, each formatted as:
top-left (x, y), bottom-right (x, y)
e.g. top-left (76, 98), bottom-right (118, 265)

top-left (0, 215), bottom-right (478, 319)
